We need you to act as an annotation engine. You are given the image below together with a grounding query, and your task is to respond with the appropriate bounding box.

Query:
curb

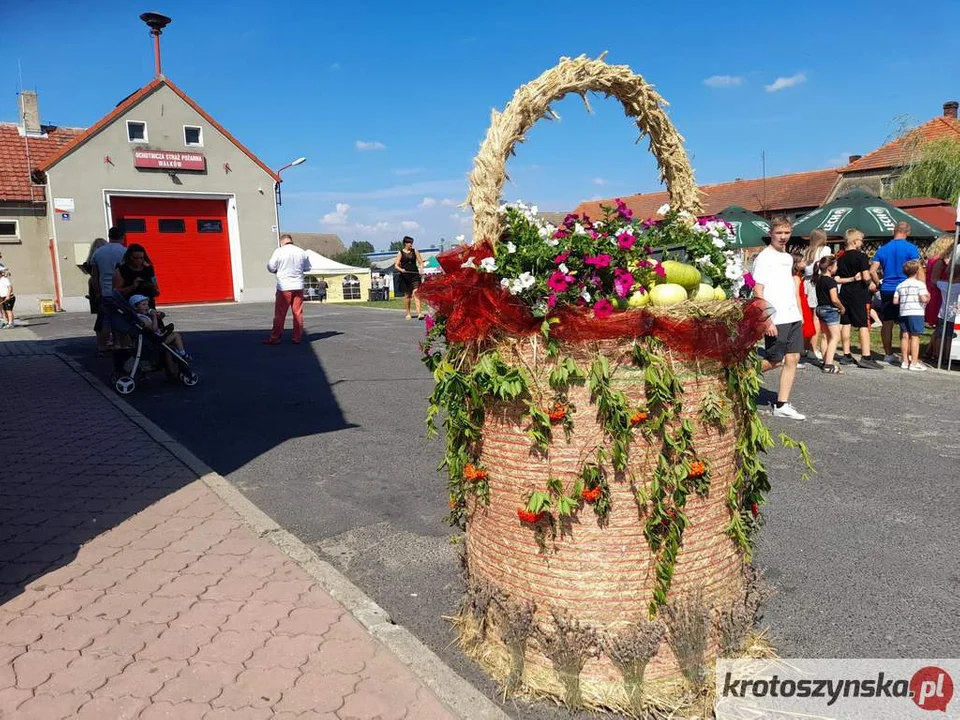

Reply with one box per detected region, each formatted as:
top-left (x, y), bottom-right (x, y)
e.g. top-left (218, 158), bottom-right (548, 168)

top-left (53, 350), bottom-right (510, 720)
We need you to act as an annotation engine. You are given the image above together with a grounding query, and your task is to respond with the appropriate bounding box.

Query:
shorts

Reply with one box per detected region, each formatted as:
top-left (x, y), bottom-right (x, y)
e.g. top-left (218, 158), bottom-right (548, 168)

top-left (1, 296), bottom-right (14, 312)
top-left (816, 305), bottom-right (841, 326)
top-left (839, 292), bottom-right (870, 328)
top-left (899, 315), bottom-right (924, 335)
top-left (396, 272), bottom-right (421, 296)
top-left (763, 321), bottom-right (804, 364)
top-left (880, 291), bottom-right (899, 321)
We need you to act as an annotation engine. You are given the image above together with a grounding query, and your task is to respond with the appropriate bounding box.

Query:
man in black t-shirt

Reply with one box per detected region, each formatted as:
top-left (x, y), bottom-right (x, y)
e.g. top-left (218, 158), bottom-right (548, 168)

top-left (835, 229), bottom-right (881, 369)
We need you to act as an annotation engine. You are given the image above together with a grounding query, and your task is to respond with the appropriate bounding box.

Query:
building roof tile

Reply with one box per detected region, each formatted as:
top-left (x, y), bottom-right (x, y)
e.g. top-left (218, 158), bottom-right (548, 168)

top-left (0, 123), bottom-right (85, 203)
top-left (573, 168), bottom-right (839, 220)
top-left (840, 116), bottom-right (960, 173)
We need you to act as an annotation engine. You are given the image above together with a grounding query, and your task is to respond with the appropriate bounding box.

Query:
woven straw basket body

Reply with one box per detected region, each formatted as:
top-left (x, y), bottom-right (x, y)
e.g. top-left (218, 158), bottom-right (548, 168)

top-left (458, 56), bottom-right (748, 702)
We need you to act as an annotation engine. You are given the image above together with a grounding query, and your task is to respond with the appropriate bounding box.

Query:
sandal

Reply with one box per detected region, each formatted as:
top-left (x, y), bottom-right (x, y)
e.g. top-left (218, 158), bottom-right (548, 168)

top-left (821, 363), bottom-right (842, 374)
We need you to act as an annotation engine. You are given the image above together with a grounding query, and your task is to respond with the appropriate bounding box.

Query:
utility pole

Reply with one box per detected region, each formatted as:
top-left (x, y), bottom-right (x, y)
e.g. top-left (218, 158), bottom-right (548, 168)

top-left (761, 150), bottom-right (767, 218)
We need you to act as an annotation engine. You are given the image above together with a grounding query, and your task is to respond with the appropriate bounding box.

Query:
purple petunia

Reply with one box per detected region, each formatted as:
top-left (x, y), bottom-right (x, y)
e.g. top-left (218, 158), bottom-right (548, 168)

top-left (547, 271), bottom-right (575, 293)
top-left (617, 232), bottom-right (636, 250)
top-left (593, 298), bottom-right (614, 319)
top-left (583, 254), bottom-right (611, 269)
top-left (613, 268), bottom-right (635, 298)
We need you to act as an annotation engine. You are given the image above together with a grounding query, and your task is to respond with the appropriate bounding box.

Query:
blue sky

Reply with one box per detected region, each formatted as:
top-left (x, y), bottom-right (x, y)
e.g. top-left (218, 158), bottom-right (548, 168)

top-left (3, 0), bottom-right (959, 250)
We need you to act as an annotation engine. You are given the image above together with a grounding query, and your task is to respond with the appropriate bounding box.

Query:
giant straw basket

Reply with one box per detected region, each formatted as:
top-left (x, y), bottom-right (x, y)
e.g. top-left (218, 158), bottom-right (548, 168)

top-left (456, 55), bottom-right (758, 713)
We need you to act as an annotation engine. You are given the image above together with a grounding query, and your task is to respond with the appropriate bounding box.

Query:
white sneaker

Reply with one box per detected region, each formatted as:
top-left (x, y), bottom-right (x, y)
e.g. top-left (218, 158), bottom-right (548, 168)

top-left (773, 403), bottom-right (806, 421)
top-left (909, 364), bottom-right (927, 372)
top-left (883, 354), bottom-right (897, 364)
top-left (814, 350), bottom-right (823, 360)
top-left (901, 362), bottom-right (910, 369)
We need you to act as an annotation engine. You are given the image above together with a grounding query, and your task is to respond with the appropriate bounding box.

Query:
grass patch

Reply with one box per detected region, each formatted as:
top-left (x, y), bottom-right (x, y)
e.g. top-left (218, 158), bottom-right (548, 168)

top-left (362, 298), bottom-right (410, 311)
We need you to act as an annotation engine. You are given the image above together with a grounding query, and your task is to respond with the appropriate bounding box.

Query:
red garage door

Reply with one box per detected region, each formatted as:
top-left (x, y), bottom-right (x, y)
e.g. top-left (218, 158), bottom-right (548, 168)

top-left (110, 196), bottom-right (234, 305)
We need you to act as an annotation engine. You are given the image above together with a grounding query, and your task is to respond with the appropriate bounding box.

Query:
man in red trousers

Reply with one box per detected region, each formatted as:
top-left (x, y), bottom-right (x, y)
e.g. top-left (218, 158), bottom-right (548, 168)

top-left (263, 234), bottom-right (311, 345)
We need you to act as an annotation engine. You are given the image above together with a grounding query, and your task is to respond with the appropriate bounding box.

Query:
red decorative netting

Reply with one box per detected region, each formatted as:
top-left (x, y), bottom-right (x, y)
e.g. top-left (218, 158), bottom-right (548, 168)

top-left (419, 245), bottom-right (772, 362)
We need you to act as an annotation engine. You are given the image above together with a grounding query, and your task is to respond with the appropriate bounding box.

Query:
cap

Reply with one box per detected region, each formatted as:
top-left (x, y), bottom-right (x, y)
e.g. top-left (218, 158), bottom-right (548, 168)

top-left (129, 294), bottom-right (150, 307)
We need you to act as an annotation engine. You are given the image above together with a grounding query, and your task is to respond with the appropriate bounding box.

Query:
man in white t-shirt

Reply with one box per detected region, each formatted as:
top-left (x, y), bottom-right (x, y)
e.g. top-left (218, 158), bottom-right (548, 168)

top-left (263, 234), bottom-right (311, 345)
top-left (752, 216), bottom-right (805, 420)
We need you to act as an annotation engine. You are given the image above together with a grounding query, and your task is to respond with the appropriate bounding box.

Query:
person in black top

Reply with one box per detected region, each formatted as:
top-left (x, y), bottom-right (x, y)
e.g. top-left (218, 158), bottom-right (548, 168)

top-left (813, 254), bottom-right (846, 373)
top-left (393, 236), bottom-right (424, 320)
top-left (834, 229), bottom-right (881, 369)
top-left (113, 244), bottom-right (159, 302)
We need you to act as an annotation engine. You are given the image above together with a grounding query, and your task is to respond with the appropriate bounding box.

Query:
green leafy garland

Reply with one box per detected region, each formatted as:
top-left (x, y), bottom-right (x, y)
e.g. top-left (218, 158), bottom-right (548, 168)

top-left (423, 317), bottom-right (812, 610)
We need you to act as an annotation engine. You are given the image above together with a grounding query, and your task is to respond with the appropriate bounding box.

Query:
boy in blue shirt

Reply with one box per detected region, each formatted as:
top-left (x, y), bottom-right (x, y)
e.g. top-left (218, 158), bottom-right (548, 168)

top-left (870, 222), bottom-right (920, 363)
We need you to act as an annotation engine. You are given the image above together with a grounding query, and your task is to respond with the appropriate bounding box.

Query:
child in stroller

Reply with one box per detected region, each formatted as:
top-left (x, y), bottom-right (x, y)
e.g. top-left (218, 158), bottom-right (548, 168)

top-left (105, 292), bottom-right (198, 395)
top-left (130, 294), bottom-right (191, 359)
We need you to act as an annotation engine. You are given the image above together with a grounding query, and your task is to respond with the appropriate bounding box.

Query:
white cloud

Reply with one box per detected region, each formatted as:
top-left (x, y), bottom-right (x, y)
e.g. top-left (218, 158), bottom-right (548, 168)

top-left (287, 178), bottom-right (466, 202)
top-left (330, 61), bottom-right (341, 71)
top-left (400, 220), bottom-right (422, 231)
top-left (765, 73), bottom-right (806, 93)
top-left (394, 168), bottom-right (422, 176)
top-left (703, 75), bottom-right (743, 88)
top-left (356, 140), bottom-right (386, 151)
top-left (418, 197), bottom-right (437, 209)
top-left (440, 198), bottom-right (458, 207)
top-left (592, 178), bottom-right (607, 186)
top-left (450, 213), bottom-right (472, 227)
top-left (321, 202), bottom-right (350, 225)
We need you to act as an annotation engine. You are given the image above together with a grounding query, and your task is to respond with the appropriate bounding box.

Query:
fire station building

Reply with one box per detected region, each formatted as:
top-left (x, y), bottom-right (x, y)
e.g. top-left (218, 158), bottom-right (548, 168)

top-left (1, 75), bottom-right (282, 312)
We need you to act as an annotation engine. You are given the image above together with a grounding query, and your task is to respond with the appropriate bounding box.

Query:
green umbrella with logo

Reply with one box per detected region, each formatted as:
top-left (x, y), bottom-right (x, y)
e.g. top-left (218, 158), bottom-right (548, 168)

top-left (790, 189), bottom-right (941, 239)
top-left (715, 206), bottom-right (771, 248)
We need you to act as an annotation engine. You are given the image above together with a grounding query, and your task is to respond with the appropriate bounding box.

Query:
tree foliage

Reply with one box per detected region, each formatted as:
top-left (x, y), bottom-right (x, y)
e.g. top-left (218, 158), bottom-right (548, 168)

top-left (890, 137), bottom-right (960, 204)
top-left (333, 240), bottom-right (375, 268)
top-left (389, 240), bottom-right (404, 251)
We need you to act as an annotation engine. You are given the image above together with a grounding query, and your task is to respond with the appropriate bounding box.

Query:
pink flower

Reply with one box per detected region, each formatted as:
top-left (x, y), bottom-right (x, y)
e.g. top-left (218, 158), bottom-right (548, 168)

top-left (654, 264), bottom-right (666, 278)
top-left (553, 250), bottom-right (571, 264)
top-left (615, 199), bottom-right (634, 221)
top-left (547, 293), bottom-right (558, 309)
top-left (593, 299), bottom-right (614, 319)
top-left (563, 213), bottom-right (579, 229)
top-left (553, 228), bottom-right (569, 239)
top-left (584, 254), bottom-right (611, 269)
top-left (547, 271), bottom-right (575, 293)
top-left (642, 218), bottom-right (657, 229)
top-left (613, 269), bottom-right (635, 298)
top-left (617, 232), bottom-right (636, 250)
top-left (743, 272), bottom-right (756, 289)
top-left (589, 230), bottom-right (601, 239)
top-left (424, 315), bottom-right (435, 332)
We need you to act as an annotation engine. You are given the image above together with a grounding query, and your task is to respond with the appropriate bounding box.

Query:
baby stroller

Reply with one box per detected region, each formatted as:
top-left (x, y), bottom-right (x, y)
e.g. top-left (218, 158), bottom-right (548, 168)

top-left (103, 293), bottom-right (199, 395)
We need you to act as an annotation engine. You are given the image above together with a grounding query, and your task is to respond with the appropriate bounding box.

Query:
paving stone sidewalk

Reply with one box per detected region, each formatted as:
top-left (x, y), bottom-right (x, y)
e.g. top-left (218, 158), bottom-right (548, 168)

top-left (0, 354), bottom-right (455, 719)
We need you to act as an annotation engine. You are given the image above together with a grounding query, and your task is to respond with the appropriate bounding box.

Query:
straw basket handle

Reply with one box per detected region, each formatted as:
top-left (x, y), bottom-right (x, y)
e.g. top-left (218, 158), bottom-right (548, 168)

top-left (466, 54), bottom-right (702, 247)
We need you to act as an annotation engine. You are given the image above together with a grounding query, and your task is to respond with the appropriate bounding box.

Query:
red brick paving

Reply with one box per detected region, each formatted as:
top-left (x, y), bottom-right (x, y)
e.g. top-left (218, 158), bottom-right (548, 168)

top-left (0, 355), bottom-right (456, 719)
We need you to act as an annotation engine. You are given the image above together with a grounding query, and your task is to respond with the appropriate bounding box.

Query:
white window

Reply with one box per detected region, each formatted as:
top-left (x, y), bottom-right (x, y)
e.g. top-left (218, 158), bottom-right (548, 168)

top-left (0, 220), bottom-right (20, 241)
top-left (127, 120), bottom-right (148, 143)
top-left (184, 125), bottom-right (203, 147)
top-left (342, 274), bottom-right (362, 300)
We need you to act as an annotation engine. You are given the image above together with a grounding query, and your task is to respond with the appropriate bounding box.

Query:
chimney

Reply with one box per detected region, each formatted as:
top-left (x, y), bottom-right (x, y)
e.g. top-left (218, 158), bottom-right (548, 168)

top-left (848, 154), bottom-right (862, 163)
top-left (18, 91), bottom-right (41, 134)
top-left (943, 101), bottom-right (959, 119)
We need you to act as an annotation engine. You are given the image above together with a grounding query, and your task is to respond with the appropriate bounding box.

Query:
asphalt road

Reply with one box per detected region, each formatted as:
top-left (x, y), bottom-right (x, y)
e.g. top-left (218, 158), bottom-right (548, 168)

top-left (28, 303), bottom-right (960, 719)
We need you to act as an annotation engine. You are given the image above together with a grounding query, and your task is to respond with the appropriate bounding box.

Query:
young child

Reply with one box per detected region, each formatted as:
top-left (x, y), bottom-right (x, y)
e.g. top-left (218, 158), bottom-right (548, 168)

top-left (0, 270), bottom-right (16, 328)
top-left (893, 260), bottom-right (930, 371)
top-left (792, 257), bottom-right (817, 367)
top-left (129, 294), bottom-right (190, 359)
top-left (814, 255), bottom-right (845, 374)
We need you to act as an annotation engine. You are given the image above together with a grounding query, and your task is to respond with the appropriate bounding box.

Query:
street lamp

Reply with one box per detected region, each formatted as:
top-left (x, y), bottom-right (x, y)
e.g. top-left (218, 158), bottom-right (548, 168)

top-left (275, 157), bottom-right (306, 240)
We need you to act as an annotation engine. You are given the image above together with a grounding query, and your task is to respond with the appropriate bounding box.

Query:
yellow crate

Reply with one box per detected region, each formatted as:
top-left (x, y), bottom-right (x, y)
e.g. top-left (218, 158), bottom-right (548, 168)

top-left (39, 299), bottom-right (57, 315)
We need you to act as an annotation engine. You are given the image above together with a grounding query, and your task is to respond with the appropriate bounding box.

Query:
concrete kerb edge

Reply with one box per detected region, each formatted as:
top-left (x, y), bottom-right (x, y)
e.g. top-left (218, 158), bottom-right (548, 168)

top-left (53, 351), bottom-right (510, 720)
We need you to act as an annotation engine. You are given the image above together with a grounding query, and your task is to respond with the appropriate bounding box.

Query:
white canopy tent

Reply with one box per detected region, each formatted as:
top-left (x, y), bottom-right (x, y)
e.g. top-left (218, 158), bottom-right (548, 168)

top-left (303, 250), bottom-right (370, 276)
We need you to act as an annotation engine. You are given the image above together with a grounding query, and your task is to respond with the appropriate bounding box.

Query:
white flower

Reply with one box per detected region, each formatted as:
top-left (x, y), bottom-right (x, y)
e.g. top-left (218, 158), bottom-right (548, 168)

top-left (507, 271), bottom-right (536, 294)
top-left (455, 234), bottom-right (466, 244)
top-left (711, 237), bottom-right (726, 249)
top-left (580, 288), bottom-right (592, 303)
top-left (529, 205), bottom-right (539, 215)
top-left (501, 278), bottom-right (511, 289)
top-left (506, 241), bottom-right (517, 254)
top-left (696, 255), bottom-right (712, 266)
top-left (461, 256), bottom-right (477, 269)
top-left (497, 204), bottom-right (509, 213)
top-left (725, 265), bottom-right (741, 280)
top-left (558, 263), bottom-right (570, 275)
top-left (657, 203), bottom-right (671, 215)
top-left (545, 237), bottom-right (560, 247)
top-left (678, 210), bottom-right (693, 220)
top-left (573, 222), bottom-right (585, 235)
top-left (479, 257), bottom-right (497, 273)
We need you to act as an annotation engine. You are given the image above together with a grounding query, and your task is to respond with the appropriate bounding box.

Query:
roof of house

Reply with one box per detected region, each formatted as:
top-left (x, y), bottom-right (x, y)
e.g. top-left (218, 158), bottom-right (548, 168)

top-left (890, 197), bottom-right (958, 233)
top-left (40, 76), bottom-right (281, 182)
top-left (840, 116), bottom-right (960, 173)
top-left (0, 122), bottom-right (86, 202)
top-left (574, 168), bottom-right (840, 220)
top-left (284, 232), bottom-right (345, 257)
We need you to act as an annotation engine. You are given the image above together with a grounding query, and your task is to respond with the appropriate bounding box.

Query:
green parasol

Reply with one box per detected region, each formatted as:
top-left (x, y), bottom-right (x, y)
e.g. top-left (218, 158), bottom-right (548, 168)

top-left (790, 189), bottom-right (941, 239)
top-left (716, 205), bottom-right (771, 248)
